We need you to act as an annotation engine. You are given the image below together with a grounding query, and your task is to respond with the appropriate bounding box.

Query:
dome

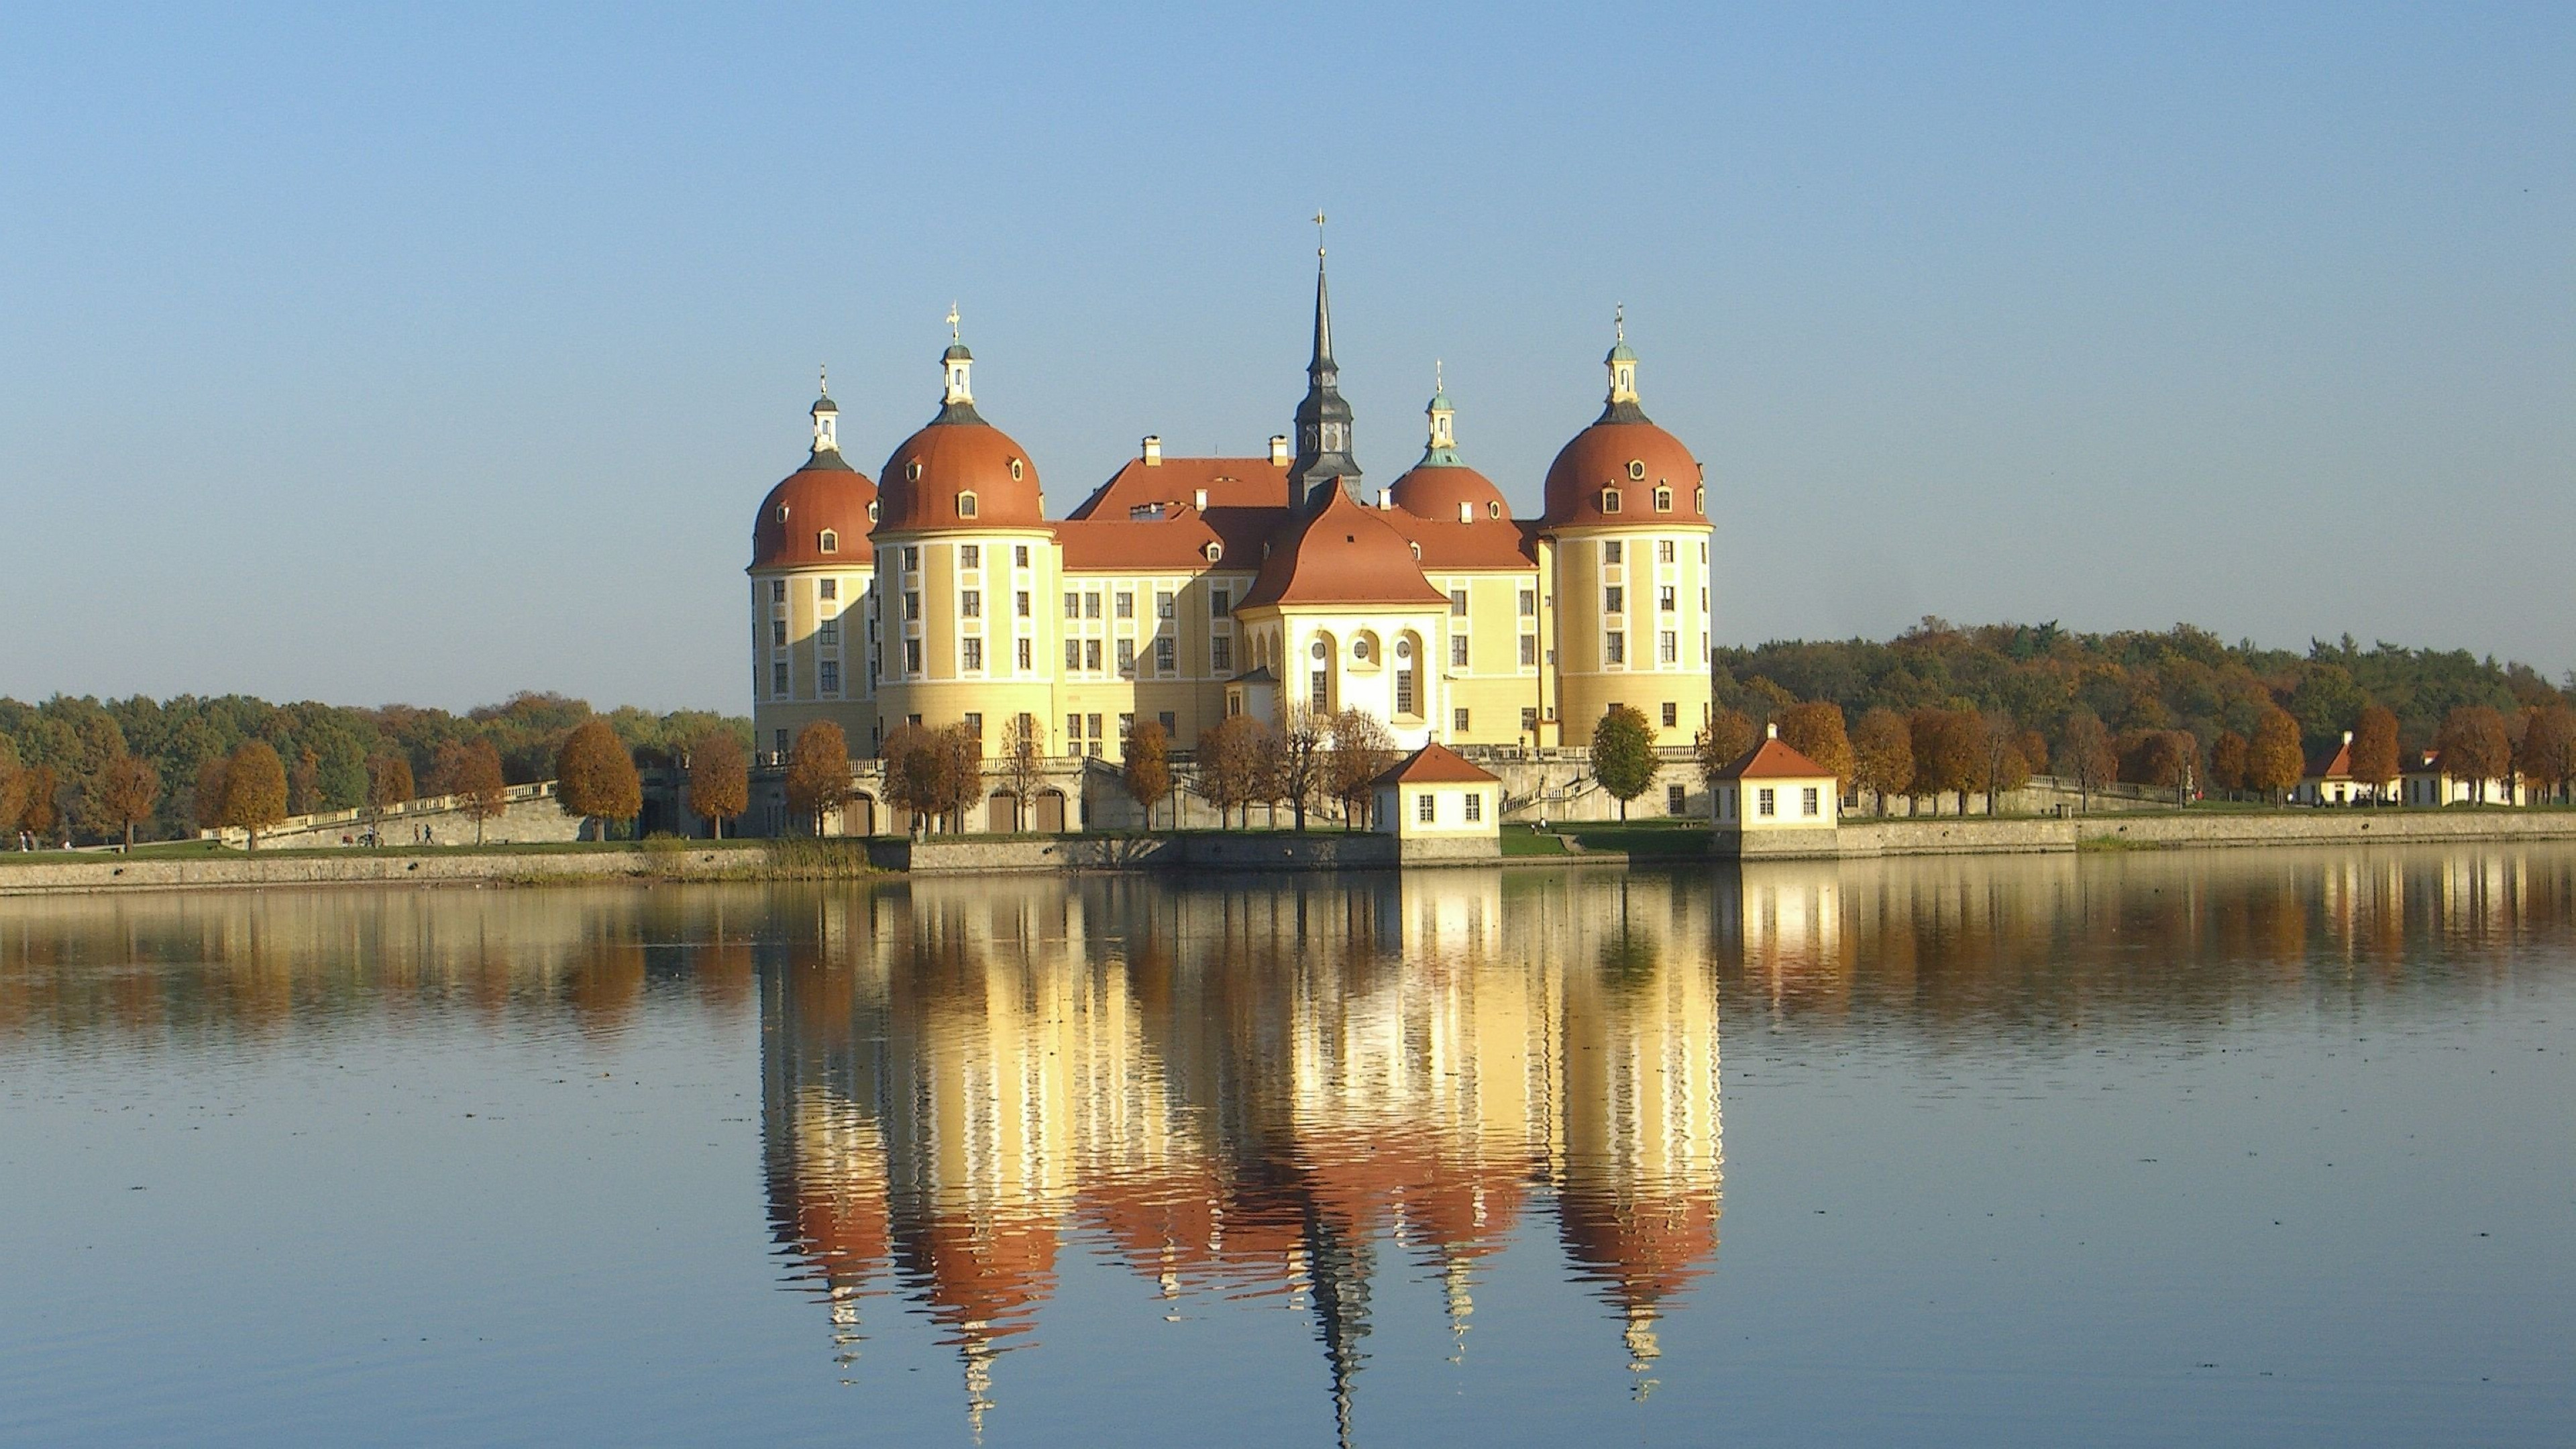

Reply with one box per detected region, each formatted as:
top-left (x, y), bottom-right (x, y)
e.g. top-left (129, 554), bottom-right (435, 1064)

top-left (1389, 461), bottom-right (1510, 523)
top-left (875, 415), bottom-right (1044, 533)
top-left (1240, 487), bottom-right (1448, 608)
top-left (1542, 419), bottom-right (1705, 529)
top-left (751, 458), bottom-right (877, 570)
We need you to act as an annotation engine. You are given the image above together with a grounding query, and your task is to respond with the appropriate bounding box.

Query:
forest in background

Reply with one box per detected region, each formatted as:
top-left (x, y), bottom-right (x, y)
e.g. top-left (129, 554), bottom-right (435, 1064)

top-left (1715, 621), bottom-right (2569, 759)
top-left (0, 692), bottom-right (747, 845)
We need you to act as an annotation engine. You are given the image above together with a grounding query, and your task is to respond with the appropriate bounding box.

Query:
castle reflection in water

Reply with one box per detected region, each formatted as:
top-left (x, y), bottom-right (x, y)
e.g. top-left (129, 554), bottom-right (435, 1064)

top-left (759, 871), bottom-right (1723, 1436)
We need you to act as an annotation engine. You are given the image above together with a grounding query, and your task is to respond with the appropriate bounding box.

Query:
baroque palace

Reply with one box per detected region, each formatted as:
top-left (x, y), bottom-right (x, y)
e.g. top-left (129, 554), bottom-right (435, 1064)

top-left (746, 252), bottom-right (1715, 833)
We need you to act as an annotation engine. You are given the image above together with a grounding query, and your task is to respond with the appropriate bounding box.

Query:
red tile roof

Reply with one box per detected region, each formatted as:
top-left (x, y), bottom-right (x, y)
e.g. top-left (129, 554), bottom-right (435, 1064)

top-left (1065, 455), bottom-right (1289, 520)
top-left (1713, 735), bottom-right (1833, 781)
top-left (1239, 487), bottom-right (1449, 608)
top-left (1371, 742), bottom-right (1500, 787)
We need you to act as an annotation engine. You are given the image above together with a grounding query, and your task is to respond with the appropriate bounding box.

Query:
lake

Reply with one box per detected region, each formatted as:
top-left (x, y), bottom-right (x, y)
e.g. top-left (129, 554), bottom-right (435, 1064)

top-left (3, 847), bottom-right (2572, 1446)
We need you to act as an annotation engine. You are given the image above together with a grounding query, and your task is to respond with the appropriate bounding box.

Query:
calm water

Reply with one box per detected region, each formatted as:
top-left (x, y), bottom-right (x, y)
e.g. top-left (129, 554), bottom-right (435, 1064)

top-left (3, 849), bottom-right (2573, 1446)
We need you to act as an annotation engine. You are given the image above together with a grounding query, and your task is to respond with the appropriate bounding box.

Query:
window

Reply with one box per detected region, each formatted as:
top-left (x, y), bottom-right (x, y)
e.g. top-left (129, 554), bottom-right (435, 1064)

top-left (1155, 636), bottom-right (1175, 673)
top-left (1084, 639), bottom-right (1102, 670)
top-left (1212, 636), bottom-right (1233, 672)
top-left (1450, 635), bottom-right (1468, 668)
top-left (1701, 588), bottom-right (1709, 612)
top-left (905, 460), bottom-right (922, 482)
top-left (1311, 639), bottom-right (1328, 661)
top-left (770, 579), bottom-right (786, 602)
top-left (1118, 712), bottom-right (1134, 743)
top-left (1159, 710), bottom-right (1175, 735)
top-left (1067, 714), bottom-right (1083, 743)
top-left (1115, 639), bottom-right (1135, 672)
top-left (962, 638), bottom-right (983, 670)
top-left (1464, 792), bottom-right (1483, 822)
top-left (961, 545), bottom-right (981, 570)
top-left (1605, 631), bottom-right (1626, 664)
top-left (819, 578), bottom-right (838, 600)
top-left (1627, 460), bottom-right (1647, 481)
top-left (1065, 639), bottom-right (1081, 669)
top-left (820, 660), bottom-right (841, 693)
top-left (1518, 588), bottom-right (1536, 617)
top-left (1488, 501), bottom-right (1503, 519)
top-left (771, 619), bottom-right (787, 647)
top-left (1603, 541), bottom-right (1623, 565)
top-left (1155, 590), bottom-right (1174, 619)
top-left (1803, 786), bottom-right (1821, 816)
top-left (902, 546), bottom-right (919, 573)
top-left (868, 500), bottom-right (879, 523)
top-left (1758, 788), bottom-right (1776, 818)
top-left (1085, 592), bottom-right (1102, 619)
top-left (1454, 707), bottom-right (1470, 733)
top-left (1016, 638), bottom-right (1032, 670)
top-left (819, 618), bottom-right (839, 645)
top-left (1211, 588), bottom-right (1231, 616)
top-left (1601, 488), bottom-right (1621, 514)
top-left (820, 529), bottom-right (839, 553)
top-left (904, 591), bottom-right (920, 621)
top-left (1014, 545), bottom-right (1029, 568)
top-left (1522, 706), bottom-right (1540, 734)
top-left (904, 639), bottom-right (922, 672)
top-left (1087, 714), bottom-right (1103, 743)
top-left (1695, 486), bottom-right (1705, 513)
top-left (1115, 592), bottom-right (1134, 619)
top-left (1015, 590), bottom-right (1030, 618)
top-left (772, 661), bottom-right (789, 694)
top-left (1449, 588), bottom-right (1468, 618)
top-left (1605, 586), bottom-right (1624, 614)
top-left (957, 492), bottom-right (978, 519)
top-left (964, 712), bottom-right (983, 738)
top-left (961, 590), bottom-right (981, 619)
top-left (1311, 670), bottom-right (1330, 711)
top-left (1657, 540), bottom-right (1675, 564)
top-left (1662, 702), bottom-right (1679, 728)
top-left (1659, 631), bottom-right (1678, 664)
top-left (1064, 592), bottom-right (1080, 619)
top-left (1203, 542), bottom-right (1223, 563)
top-left (1700, 540), bottom-right (1708, 563)
top-left (1418, 794), bottom-right (1437, 824)
top-left (1654, 488), bottom-right (1672, 513)
top-left (1667, 784), bottom-right (1686, 814)
top-left (1396, 669), bottom-right (1417, 716)
top-left (1519, 634), bottom-right (1538, 667)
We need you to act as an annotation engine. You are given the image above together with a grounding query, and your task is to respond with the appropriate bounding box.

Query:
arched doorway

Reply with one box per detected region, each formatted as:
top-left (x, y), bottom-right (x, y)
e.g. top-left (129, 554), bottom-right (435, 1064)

top-left (843, 794), bottom-right (876, 838)
top-left (1033, 788), bottom-right (1067, 834)
top-left (987, 792), bottom-right (1021, 834)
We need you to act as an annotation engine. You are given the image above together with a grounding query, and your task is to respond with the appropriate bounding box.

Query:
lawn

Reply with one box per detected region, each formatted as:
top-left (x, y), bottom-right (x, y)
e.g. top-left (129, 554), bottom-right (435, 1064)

top-left (1558, 819), bottom-right (1713, 859)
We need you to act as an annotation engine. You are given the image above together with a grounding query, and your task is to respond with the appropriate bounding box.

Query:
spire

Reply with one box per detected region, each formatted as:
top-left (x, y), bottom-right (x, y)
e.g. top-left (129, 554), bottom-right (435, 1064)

top-left (1600, 304), bottom-right (1648, 424)
top-left (936, 307), bottom-right (983, 425)
top-left (1420, 362), bottom-right (1459, 467)
top-left (806, 367), bottom-right (853, 470)
top-left (1289, 231), bottom-right (1361, 513)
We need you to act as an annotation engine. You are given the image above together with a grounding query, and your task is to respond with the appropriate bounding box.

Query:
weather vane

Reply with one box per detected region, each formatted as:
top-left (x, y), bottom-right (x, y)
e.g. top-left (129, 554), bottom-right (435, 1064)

top-left (1313, 209), bottom-right (1327, 257)
top-left (946, 303), bottom-right (961, 340)
top-left (1614, 303), bottom-right (1625, 342)
top-left (818, 363), bottom-right (828, 396)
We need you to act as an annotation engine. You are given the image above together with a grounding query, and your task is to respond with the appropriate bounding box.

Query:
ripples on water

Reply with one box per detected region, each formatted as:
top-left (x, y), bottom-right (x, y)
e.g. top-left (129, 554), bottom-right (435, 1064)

top-left (1, 847), bottom-right (2571, 1446)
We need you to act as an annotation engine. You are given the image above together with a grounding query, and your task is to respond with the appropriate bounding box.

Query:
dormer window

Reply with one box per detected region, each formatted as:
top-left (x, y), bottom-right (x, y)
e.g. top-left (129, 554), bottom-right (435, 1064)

top-left (1487, 500), bottom-right (1503, 519)
top-left (1654, 488), bottom-right (1672, 513)
top-left (1695, 486), bottom-right (1705, 513)
top-left (1627, 460), bottom-right (1646, 481)
top-left (904, 460), bottom-right (923, 483)
top-left (1203, 541), bottom-right (1223, 563)
top-left (775, 504), bottom-right (791, 523)
top-left (1008, 458), bottom-right (1024, 482)
top-left (1601, 488), bottom-right (1622, 514)
top-left (1409, 542), bottom-right (1423, 559)
top-left (867, 500), bottom-right (879, 522)
top-left (957, 492), bottom-right (979, 519)
top-left (819, 529), bottom-right (839, 553)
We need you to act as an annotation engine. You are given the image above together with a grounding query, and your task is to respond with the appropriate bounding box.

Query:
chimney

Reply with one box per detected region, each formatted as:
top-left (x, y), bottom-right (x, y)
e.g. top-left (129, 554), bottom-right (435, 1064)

top-left (1193, 488), bottom-right (1208, 512)
top-left (2343, 730), bottom-right (2353, 744)
top-left (1142, 435), bottom-right (1163, 466)
top-left (1375, 487), bottom-right (1391, 510)
top-left (1766, 721), bottom-right (1778, 739)
top-left (1269, 435), bottom-right (1289, 466)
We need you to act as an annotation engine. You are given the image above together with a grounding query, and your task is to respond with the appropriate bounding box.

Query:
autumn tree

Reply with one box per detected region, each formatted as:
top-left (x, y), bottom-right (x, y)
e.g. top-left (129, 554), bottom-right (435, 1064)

top-left (365, 753), bottom-right (414, 845)
top-left (288, 748), bottom-right (324, 817)
top-left (1776, 702), bottom-right (1855, 800)
top-left (2434, 706), bottom-right (2512, 804)
top-left (1274, 707), bottom-right (1332, 831)
top-left (557, 718), bottom-right (643, 839)
top-left (92, 753), bottom-right (161, 852)
top-left (684, 731), bottom-right (747, 839)
top-left (879, 722), bottom-right (942, 837)
top-left (2514, 704), bottom-right (2575, 805)
top-left (2208, 730), bottom-right (2249, 797)
top-left (2135, 730), bottom-right (2198, 808)
top-left (2350, 704), bottom-right (2400, 802)
top-left (1695, 708), bottom-right (1756, 788)
top-left (2246, 706), bottom-right (2304, 804)
top-left (783, 720), bottom-right (851, 837)
top-left (998, 714), bottom-right (1046, 829)
top-left (1849, 708), bottom-right (1913, 815)
top-left (1195, 715), bottom-right (1269, 828)
top-left (1122, 720), bottom-right (1173, 830)
top-left (1909, 708), bottom-right (1982, 816)
top-left (1326, 709), bottom-right (1398, 830)
top-left (451, 740), bottom-right (507, 844)
top-left (219, 741), bottom-right (288, 849)
top-left (1591, 705), bottom-right (1657, 821)
top-left (193, 754), bottom-right (231, 835)
top-left (2057, 709), bottom-right (2116, 813)
top-left (1980, 713), bottom-right (2033, 816)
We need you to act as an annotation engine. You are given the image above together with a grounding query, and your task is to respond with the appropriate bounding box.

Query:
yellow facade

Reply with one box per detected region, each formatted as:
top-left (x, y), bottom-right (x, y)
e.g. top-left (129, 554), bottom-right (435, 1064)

top-left (1550, 524), bottom-right (1715, 749)
top-left (749, 561), bottom-right (876, 759)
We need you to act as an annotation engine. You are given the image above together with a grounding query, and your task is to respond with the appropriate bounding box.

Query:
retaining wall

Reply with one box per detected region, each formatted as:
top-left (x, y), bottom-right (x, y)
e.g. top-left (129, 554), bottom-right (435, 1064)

top-left (875, 830), bottom-right (1497, 874)
top-left (0, 847), bottom-right (786, 896)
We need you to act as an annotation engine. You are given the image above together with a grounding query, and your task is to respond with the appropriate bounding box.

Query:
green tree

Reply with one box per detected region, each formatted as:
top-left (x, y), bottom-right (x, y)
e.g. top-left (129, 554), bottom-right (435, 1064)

top-left (2434, 706), bottom-right (2512, 804)
top-left (91, 753), bottom-right (160, 852)
top-left (784, 720), bottom-right (851, 837)
top-left (1591, 705), bottom-right (1657, 820)
top-left (1849, 707), bottom-right (1913, 815)
top-left (1122, 720), bottom-right (1174, 830)
top-left (684, 731), bottom-right (748, 839)
top-left (2350, 704), bottom-right (2401, 801)
top-left (219, 741), bottom-right (288, 849)
top-left (2247, 706), bottom-right (2304, 803)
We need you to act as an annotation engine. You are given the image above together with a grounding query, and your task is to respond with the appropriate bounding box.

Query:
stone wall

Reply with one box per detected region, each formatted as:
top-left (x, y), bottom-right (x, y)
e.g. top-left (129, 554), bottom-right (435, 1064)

top-left (0, 846), bottom-right (778, 896)
top-left (203, 782), bottom-right (582, 850)
top-left (2085, 810), bottom-right (2576, 849)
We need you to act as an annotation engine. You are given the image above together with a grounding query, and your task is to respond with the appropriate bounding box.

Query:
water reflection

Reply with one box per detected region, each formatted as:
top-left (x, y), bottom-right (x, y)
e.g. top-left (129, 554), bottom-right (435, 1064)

top-left (757, 873), bottom-right (1723, 1436)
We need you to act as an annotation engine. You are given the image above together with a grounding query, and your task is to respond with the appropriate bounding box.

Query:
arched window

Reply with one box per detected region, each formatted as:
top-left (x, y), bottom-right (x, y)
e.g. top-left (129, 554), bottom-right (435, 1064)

top-left (1409, 542), bottom-right (1423, 559)
top-left (1203, 541), bottom-right (1223, 563)
top-left (1654, 488), bottom-right (1672, 513)
top-left (957, 492), bottom-right (979, 519)
top-left (1601, 488), bottom-right (1622, 515)
top-left (819, 529), bottom-right (839, 553)
top-left (1695, 486), bottom-right (1705, 513)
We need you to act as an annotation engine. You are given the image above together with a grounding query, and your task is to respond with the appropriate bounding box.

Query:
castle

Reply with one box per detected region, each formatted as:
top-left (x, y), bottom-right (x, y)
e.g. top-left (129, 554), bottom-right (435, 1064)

top-left (747, 253), bottom-right (1715, 833)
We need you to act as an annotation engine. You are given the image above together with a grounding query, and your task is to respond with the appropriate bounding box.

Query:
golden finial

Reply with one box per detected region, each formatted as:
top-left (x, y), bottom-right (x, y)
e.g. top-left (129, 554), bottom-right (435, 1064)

top-left (1615, 303), bottom-right (1625, 343)
top-left (1313, 209), bottom-right (1327, 257)
top-left (1435, 359), bottom-right (1444, 393)
top-left (947, 303), bottom-right (961, 340)
top-left (818, 363), bottom-right (828, 396)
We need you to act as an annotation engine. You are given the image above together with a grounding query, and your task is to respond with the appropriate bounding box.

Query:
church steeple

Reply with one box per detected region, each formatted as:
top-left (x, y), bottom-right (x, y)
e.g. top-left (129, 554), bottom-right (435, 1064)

top-left (1599, 304), bottom-right (1649, 424)
top-left (1290, 220), bottom-right (1362, 514)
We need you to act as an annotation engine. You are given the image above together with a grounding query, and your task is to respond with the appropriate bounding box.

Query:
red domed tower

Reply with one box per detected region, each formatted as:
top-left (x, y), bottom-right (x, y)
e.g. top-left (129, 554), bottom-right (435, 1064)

top-left (1543, 313), bottom-right (1713, 751)
top-left (749, 372), bottom-right (879, 766)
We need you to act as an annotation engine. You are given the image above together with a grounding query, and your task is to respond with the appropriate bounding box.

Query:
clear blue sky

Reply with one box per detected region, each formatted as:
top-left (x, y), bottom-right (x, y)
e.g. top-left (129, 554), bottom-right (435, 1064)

top-left (3, 3), bottom-right (2568, 712)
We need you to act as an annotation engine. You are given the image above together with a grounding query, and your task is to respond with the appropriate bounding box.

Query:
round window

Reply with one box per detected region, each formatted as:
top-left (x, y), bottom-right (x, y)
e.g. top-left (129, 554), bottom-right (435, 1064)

top-left (1395, 640), bottom-right (1413, 661)
top-left (1354, 638), bottom-right (1371, 661)
top-left (1627, 460), bottom-right (1646, 480)
top-left (1310, 640), bottom-right (1328, 661)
